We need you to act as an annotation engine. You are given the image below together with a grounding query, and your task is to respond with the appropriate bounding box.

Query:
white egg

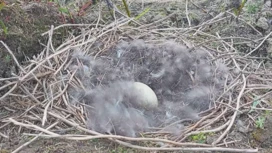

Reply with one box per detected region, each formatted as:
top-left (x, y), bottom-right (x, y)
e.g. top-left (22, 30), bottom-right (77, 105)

top-left (132, 82), bottom-right (158, 109)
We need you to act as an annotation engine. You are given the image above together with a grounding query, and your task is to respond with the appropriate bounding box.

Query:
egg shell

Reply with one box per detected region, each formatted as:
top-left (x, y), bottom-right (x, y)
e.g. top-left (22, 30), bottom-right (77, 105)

top-left (132, 82), bottom-right (158, 109)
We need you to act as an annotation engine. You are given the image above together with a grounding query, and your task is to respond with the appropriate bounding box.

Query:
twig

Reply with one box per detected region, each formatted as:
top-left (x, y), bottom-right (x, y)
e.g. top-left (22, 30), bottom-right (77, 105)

top-left (212, 74), bottom-right (246, 145)
top-left (0, 41), bottom-right (26, 73)
top-left (12, 121), bottom-right (60, 153)
top-left (185, 0), bottom-right (191, 26)
top-left (41, 24), bottom-right (104, 36)
top-left (245, 31), bottom-right (272, 56)
top-left (113, 139), bottom-right (258, 153)
top-left (198, 107), bottom-right (228, 130)
top-left (0, 77), bottom-right (19, 81)
top-left (43, 109), bottom-right (209, 147)
top-left (251, 107), bottom-right (272, 111)
top-left (9, 118), bottom-right (60, 136)
top-left (190, 0), bottom-right (214, 17)
top-left (186, 120), bottom-right (230, 137)
top-left (140, 11), bottom-right (178, 28)
top-left (0, 132), bottom-right (8, 138)
top-left (226, 11), bottom-right (262, 36)
top-left (0, 122), bottom-right (10, 129)
top-left (0, 83), bottom-right (18, 101)
top-left (24, 132), bottom-right (211, 147)
top-left (0, 81), bottom-right (16, 91)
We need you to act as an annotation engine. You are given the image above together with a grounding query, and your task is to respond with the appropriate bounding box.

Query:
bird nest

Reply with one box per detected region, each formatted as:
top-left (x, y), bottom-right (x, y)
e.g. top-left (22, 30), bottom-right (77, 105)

top-left (1, 16), bottom-right (271, 153)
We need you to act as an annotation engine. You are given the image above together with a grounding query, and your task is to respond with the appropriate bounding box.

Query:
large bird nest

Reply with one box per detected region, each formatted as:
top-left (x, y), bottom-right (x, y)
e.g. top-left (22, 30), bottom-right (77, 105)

top-left (1, 5), bottom-right (272, 153)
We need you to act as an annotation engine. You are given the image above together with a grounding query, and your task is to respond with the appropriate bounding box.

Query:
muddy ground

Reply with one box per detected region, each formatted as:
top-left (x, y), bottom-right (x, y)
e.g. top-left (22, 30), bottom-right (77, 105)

top-left (1, 0), bottom-right (272, 152)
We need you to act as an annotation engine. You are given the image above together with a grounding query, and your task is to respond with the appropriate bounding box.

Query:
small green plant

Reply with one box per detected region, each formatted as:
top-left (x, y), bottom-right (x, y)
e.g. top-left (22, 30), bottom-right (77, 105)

top-left (246, 2), bottom-right (261, 14)
top-left (0, 1), bottom-right (6, 12)
top-left (4, 54), bottom-right (11, 62)
top-left (231, 0), bottom-right (248, 17)
top-left (255, 116), bottom-right (265, 129)
top-left (121, 0), bottom-right (130, 17)
top-left (54, 0), bottom-right (75, 23)
top-left (255, 110), bottom-right (271, 129)
top-left (250, 99), bottom-right (272, 129)
top-left (190, 132), bottom-right (207, 143)
top-left (249, 100), bottom-right (260, 113)
top-left (264, 110), bottom-right (271, 116)
top-left (58, 6), bottom-right (69, 14)
top-left (0, 20), bottom-right (8, 35)
top-left (134, 7), bottom-right (150, 20)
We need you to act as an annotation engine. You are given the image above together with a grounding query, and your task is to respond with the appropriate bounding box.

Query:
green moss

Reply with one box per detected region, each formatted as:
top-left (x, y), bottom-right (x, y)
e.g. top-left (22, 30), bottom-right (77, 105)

top-left (245, 1), bottom-right (262, 14)
top-left (252, 128), bottom-right (265, 142)
top-left (0, 2), bottom-right (75, 77)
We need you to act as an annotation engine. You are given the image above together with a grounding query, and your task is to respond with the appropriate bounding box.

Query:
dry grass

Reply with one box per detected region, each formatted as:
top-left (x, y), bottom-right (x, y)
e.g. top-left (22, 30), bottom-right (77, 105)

top-left (1, 1), bottom-right (272, 153)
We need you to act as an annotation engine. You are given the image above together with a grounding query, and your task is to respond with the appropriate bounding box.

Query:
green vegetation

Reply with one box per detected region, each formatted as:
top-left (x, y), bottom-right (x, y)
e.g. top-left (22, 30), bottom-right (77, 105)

top-left (190, 132), bottom-right (208, 143)
top-left (255, 110), bottom-right (271, 129)
top-left (249, 99), bottom-right (272, 129)
top-left (135, 7), bottom-right (150, 20)
top-left (122, 0), bottom-right (131, 17)
top-left (0, 1), bottom-right (6, 11)
top-left (249, 100), bottom-right (260, 113)
top-left (232, 0), bottom-right (248, 16)
top-left (245, 1), bottom-right (262, 14)
top-left (4, 54), bottom-right (10, 62)
top-left (255, 116), bottom-right (266, 129)
top-left (0, 20), bottom-right (8, 36)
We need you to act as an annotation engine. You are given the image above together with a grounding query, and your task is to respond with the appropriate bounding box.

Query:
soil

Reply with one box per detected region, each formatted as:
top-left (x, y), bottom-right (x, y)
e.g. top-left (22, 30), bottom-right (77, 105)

top-left (1, 0), bottom-right (272, 152)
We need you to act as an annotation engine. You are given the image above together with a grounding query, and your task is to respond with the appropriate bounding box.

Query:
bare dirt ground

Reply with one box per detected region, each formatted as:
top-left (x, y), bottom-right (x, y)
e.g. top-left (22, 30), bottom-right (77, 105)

top-left (1, 0), bottom-right (272, 152)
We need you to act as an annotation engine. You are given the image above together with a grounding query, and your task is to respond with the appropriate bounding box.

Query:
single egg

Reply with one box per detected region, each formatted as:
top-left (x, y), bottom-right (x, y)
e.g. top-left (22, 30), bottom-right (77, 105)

top-left (132, 82), bottom-right (158, 109)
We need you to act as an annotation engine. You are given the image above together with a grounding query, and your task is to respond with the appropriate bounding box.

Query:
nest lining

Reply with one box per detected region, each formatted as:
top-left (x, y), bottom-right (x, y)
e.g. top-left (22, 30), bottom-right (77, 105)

top-left (66, 39), bottom-right (230, 138)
